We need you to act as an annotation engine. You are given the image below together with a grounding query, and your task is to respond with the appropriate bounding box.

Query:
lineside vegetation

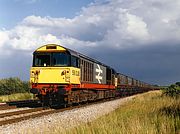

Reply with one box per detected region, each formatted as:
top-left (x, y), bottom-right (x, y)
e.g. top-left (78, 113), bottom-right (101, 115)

top-left (0, 77), bottom-right (29, 95)
top-left (162, 82), bottom-right (180, 98)
top-left (0, 77), bottom-right (32, 102)
top-left (0, 93), bottom-right (33, 102)
top-left (63, 90), bottom-right (180, 134)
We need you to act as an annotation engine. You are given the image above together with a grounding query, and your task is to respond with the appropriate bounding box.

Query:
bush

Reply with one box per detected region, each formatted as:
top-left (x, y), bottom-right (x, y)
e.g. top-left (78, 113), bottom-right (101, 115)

top-left (0, 77), bottom-right (29, 95)
top-left (163, 82), bottom-right (180, 98)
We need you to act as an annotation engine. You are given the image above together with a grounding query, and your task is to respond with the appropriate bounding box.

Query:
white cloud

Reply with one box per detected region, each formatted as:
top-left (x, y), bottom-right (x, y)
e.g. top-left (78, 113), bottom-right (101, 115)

top-left (0, 30), bottom-right (9, 47)
top-left (126, 13), bottom-right (149, 40)
top-left (1, 0), bottom-right (180, 55)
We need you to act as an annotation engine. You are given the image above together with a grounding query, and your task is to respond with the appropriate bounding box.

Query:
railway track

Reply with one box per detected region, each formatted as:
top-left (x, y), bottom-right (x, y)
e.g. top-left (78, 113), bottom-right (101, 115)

top-left (0, 104), bottom-right (16, 110)
top-left (7, 99), bottom-right (41, 108)
top-left (0, 99), bottom-right (42, 111)
top-left (0, 107), bottom-right (44, 118)
top-left (0, 97), bottom-right (117, 126)
top-left (0, 91), bottom-right (153, 126)
top-left (0, 107), bottom-right (51, 126)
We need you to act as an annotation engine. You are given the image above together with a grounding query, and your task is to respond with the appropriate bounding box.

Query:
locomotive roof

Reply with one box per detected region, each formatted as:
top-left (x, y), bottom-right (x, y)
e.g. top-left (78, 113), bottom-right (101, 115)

top-left (34, 44), bottom-right (114, 70)
top-left (34, 44), bottom-right (78, 56)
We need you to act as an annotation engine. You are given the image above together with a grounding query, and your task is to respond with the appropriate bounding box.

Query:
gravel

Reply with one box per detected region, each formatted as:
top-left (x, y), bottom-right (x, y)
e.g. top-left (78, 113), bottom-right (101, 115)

top-left (0, 96), bottom-right (135, 134)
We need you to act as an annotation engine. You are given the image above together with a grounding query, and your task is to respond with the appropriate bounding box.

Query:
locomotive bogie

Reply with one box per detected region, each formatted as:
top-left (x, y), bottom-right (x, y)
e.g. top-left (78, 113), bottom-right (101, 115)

top-left (65, 89), bottom-right (116, 104)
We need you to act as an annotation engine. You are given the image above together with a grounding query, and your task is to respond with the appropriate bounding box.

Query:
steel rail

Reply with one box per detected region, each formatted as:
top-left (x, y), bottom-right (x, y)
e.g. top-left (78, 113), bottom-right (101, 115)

top-left (0, 107), bottom-right (44, 118)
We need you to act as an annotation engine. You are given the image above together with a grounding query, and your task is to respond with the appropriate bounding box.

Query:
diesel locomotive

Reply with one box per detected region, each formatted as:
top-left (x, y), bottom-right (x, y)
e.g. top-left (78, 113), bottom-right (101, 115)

top-left (30, 44), bottom-right (154, 107)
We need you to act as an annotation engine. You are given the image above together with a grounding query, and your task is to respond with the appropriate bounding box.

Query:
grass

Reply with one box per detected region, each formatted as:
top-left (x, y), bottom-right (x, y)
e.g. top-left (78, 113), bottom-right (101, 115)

top-left (0, 93), bottom-right (34, 102)
top-left (65, 91), bottom-right (180, 134)
top-left (6, 91), bottom-right (179, 134)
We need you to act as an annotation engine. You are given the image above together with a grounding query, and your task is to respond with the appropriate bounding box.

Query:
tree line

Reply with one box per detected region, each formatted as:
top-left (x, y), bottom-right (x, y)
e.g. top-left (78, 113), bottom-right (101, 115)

top-left (0, 77), bottom-right (29, 95)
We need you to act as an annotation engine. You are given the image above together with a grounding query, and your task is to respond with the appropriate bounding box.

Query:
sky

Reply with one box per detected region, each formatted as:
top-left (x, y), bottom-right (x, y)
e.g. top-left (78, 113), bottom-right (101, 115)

top-left (0, 0), bottom-right (180, 86)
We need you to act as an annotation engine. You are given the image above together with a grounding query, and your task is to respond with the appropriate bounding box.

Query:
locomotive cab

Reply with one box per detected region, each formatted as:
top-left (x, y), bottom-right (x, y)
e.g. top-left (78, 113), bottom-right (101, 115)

top-left (30, 44), bottom-right (81, 106)
top-left (30, 44), bottom-right (80, 85)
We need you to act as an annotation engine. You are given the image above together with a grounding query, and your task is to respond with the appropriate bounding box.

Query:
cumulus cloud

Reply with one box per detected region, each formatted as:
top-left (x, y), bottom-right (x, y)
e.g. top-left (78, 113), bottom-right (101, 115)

top-left (2, 0), bottom-right (180, 52)
top-left (0, 0), bottom-right (180, 85)
top-left (0, 30), bottom-right (9, 47)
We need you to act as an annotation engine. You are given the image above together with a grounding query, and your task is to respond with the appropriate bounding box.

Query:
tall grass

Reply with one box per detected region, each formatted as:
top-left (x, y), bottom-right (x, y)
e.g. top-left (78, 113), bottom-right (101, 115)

top-left (0, 93), bottom-right (34, 102)
top-left (65, 91), bottom-right (180, 134)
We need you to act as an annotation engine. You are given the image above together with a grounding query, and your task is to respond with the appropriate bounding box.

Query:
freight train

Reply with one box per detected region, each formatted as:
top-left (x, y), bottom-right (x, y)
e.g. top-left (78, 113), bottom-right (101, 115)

top-left (30, 44), bottom-right (155, 107)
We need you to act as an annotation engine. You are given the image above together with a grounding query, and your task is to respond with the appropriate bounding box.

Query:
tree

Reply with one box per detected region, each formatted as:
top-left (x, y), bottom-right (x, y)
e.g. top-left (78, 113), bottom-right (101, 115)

top-left (175, 82), bottom-right (180, 86)
top-left (0, 77), bottom-right (29, 95)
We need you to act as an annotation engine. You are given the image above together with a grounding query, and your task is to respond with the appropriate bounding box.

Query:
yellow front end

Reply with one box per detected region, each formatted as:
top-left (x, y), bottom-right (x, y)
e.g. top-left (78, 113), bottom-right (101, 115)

top-left (30, 67), bottom-right (80, 85)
